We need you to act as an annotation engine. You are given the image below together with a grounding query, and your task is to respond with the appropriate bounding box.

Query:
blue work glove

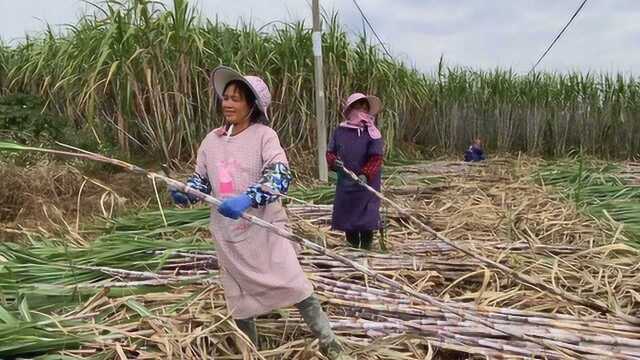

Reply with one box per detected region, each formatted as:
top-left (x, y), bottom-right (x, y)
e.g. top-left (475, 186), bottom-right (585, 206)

top-left (218, 194), bottom-right (253, 219)
top-left (168, 173), bottom-right (211, 207)
top-left (170, 189), bottom-right (191, 207)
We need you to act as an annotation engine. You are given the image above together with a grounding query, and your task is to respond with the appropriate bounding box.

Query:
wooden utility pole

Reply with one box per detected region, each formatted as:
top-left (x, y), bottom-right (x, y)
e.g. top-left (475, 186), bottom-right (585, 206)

top-left (312, 0), bottom-right (328, 181)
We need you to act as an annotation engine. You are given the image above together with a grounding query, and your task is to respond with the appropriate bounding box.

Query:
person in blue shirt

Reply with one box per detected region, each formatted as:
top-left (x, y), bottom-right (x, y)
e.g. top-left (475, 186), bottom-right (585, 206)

top-left (464, 138), bottom-right (485, 162)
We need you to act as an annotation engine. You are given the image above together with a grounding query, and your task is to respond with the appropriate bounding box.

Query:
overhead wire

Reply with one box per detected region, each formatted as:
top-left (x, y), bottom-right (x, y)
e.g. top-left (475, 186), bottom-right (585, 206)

top-left (529, 0), bottom-right (589, 73)
top-left (351, 0), bottom-right (393, 58)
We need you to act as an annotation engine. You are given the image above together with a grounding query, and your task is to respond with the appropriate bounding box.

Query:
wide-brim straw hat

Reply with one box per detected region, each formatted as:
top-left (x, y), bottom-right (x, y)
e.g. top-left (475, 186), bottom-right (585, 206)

top-left (342, 92), bottom-right (382, 118)
top-left (211, 66), bottom-right (272, 123)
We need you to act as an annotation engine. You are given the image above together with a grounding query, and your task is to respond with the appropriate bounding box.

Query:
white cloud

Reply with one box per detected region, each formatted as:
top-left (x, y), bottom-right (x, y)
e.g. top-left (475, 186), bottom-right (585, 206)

top-left (1, 0), bottom-right (639, 74)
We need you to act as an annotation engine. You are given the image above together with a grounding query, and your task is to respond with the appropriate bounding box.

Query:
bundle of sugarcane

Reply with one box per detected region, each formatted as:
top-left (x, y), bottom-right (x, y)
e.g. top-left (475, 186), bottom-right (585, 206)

top-left (4, 226), bottom-right (640, 359)
top-left (5, 242), bottom-right (640, 359)
top-left (134, 245), bottom-right (640, 317)
top-left (298, 274), bottom-right (640, 359)
top-left (299, 251), bottom-right (479, 282)
top-left (4, 232), bottom-right (635, 319)
top-left (135, 243), bottom-right (640, 317)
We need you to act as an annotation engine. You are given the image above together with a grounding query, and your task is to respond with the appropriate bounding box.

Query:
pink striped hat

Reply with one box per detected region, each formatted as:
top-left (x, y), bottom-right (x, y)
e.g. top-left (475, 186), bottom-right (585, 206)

top-left (211, 66), bottom-right (272, 123)
top-left (342, 92), bottom-right (382, 119)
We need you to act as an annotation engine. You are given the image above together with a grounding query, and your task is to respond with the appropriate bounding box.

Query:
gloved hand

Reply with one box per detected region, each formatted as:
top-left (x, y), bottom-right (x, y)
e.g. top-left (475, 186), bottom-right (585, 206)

top-left (218, 194), bottom-right (253, 219)
top-left (357, 174), bottom-right (368, 184)
top-left (170, 188), bottom-right (191, 207)
top-left (334, 159), bottom-right (346, 183)
top-left (168, 173), bottom-right (211, 207)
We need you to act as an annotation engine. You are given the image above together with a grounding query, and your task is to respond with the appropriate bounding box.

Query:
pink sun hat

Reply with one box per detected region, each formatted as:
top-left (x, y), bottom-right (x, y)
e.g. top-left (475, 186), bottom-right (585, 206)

top-left (211, 66), bottom-right (272, 123)
top-left (342, 92), bottom-right (382, 119)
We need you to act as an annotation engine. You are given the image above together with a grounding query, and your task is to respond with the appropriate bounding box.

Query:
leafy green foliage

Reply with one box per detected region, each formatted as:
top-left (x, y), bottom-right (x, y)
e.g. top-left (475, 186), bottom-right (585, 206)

top-left (1, 1), bottom-right (639, 162)
top-left (0, 94), bottom-right (68, 143)
top-left (536, 159), bottom-right (640, 247)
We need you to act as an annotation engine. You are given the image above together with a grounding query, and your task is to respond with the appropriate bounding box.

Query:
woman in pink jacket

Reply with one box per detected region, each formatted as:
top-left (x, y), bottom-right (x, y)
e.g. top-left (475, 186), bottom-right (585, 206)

top-left (170, 66), bottom-right (352, 360)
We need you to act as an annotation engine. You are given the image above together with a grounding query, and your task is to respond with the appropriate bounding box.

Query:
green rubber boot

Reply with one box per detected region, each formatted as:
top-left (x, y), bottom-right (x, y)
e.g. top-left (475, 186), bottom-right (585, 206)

top-left (235, 317), bottom-right (258, 347)
top-left (296, 295), bottom-right (354, 360)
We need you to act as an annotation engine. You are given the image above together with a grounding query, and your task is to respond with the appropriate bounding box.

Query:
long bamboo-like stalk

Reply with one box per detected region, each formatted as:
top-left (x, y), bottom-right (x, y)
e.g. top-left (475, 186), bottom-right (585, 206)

top-left (336, 162), bottom-right (640, 326)
top-left (0, 141), bottom-right (583, 356)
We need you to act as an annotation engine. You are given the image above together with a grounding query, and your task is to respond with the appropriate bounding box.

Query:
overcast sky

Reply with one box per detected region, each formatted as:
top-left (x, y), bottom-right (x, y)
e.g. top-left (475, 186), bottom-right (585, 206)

top-left (1, 0), bottom-right (639, 74)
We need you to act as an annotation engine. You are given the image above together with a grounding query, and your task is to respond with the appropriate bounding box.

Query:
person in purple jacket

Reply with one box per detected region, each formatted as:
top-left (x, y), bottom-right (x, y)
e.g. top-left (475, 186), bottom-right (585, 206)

top-left (464, 138), bottom-right (486, 162)
top-left (326, 93), bottom-right (384, 250)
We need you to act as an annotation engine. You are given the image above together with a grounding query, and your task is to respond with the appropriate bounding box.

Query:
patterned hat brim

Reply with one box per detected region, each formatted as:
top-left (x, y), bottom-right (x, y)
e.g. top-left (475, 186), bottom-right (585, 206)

top-left (211, 66), bottom-right (269, 122)
top-left (342, 93), bottom-right (382, 118)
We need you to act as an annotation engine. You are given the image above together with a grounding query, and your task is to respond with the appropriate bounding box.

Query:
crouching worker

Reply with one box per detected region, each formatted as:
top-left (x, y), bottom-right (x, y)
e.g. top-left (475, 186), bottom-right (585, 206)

top-left (464, 138), bottom-right (485, 162)
top-left (326, 92), bottom-right (384, 250)
top-left (169, 66), bottom-right (352, 360)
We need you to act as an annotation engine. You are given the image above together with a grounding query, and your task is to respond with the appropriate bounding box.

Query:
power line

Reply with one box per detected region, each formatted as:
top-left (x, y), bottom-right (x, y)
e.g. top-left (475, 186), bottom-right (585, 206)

top-left (351, 0), bottom-right (394, 59)
top-left (529, 0), bottom-right (589, 73)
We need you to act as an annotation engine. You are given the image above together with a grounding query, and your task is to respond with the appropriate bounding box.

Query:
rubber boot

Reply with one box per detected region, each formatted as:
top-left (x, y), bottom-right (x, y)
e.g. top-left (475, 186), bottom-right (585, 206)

top-left (359, 231), bottom-right (373, 250)
top-left (295, 295), bottom-right (354, 360)
top-left (320, 340), bottom-right (354, 360)
top-left (235, 317), bottom-right (258, 347)
top-left (345, 232), bottom-right (360, 248)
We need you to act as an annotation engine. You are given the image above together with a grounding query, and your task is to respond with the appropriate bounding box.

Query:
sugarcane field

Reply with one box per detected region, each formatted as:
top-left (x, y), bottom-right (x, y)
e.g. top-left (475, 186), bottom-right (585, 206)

top-left (1, 1), bottom-right (640, 359)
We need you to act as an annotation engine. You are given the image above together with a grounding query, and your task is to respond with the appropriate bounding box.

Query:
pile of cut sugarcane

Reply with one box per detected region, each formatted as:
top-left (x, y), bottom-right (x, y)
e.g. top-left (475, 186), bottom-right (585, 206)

top-left (2, 230), bottom-right (640, 359)
top-left (2, 152), bottom-right (640, 359)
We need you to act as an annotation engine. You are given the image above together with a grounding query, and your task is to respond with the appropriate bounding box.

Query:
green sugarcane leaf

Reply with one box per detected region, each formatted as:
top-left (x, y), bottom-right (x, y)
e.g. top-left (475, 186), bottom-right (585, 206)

top-left (0, 141), bottom-right (36, 151)
top-left (19, 297), bottom-right (32, 322)
top-left (125, 299), bottom-right (153, 318)
top-left (0, 305), bottom-right (18, 325)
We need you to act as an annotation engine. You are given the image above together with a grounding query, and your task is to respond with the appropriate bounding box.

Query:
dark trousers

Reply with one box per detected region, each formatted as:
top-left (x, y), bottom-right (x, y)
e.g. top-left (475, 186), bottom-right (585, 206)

top-left (346, 230), bottom-right (373, 250)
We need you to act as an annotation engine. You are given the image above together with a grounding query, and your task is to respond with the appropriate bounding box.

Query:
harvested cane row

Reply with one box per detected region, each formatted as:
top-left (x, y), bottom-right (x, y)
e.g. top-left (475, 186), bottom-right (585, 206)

top-left (3, 242), bottom-right (637, 359)
top-left (2, 158), bottom-right (640, 359)
top-left (30, 247), bottom-right (640, 359)
top-left (288, 163), bottom-right (640, 318)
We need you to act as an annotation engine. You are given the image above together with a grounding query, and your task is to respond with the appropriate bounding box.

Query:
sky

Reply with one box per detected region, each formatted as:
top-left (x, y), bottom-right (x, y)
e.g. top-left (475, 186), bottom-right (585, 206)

top-left (1, 0), bottom-right (639, 74)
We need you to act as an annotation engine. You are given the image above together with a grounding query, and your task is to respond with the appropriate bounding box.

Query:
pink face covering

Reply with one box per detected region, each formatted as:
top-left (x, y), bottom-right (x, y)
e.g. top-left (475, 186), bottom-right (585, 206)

top-left (340, 110), bottom-right (382, 139)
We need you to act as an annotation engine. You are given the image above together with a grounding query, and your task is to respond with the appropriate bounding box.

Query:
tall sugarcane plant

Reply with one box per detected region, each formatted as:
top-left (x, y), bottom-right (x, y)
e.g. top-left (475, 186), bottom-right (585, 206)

top-left (2, 0), bottom-right (640, 160)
